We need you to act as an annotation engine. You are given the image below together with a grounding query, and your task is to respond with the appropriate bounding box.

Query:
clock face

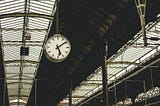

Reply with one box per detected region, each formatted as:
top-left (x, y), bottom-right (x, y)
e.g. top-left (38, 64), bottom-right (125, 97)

top-left (45, 34), bottom-right (71, 62)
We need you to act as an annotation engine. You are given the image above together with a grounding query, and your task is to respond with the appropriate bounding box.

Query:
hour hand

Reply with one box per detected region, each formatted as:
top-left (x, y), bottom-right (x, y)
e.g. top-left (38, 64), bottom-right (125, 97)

top-left (56, 44), bottom-right (61, 55)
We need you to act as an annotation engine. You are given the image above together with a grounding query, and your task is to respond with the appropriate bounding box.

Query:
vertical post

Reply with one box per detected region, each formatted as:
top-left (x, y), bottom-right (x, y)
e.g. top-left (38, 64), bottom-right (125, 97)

top-left (142, 20), bottom-right (147, 46)
top-left (101, 39), bottom-right (109, 106)
top-left (114, 80), bottom-right (117, 105)
top-left (94, 99), bottom-right (97, 106)
top-left (3, 79), bottom-right (6, 106)
top-left (69, 80), bottom-right (72, 106)
top-left (124, 81), bottom-right (127, 98)
top-left (150, 67), bottom-right (153, 88)
top-left (35, 79), bottom-right (37, 106)
top-left (143, 81), bottom-right (147, 105)
top-left (56, 0), bottom-right (59, 34)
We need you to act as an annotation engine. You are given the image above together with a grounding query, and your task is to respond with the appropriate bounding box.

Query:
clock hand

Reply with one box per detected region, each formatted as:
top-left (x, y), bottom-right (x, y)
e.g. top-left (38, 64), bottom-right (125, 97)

top-left (56, 44), bottom-right (61, 55)
top-left (58, 41), bottom-right (67, 48)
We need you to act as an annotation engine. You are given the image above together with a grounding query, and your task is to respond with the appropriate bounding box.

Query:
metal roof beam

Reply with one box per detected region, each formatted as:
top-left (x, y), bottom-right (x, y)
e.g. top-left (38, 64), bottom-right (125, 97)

top-left (81, 83), bottom-right (102, 86)
top-left (71, 96), bottom-right (86, 98)
top-left (2, 41), bottom-right (43, 43)
top-left (107, 61), bottom-right (139, 65)
top-left (7, 82), bottom-right (32, 85)
top-left (3, 43), bottom-right (42, 47)
top-left (107, 66), bottom-right (126, 68)
top-left (0, 13), bottom-right (54, 20)
top-left (5, 64), bottom-right (36, 67)
top-left (1, 28), bottom-right (47, 31)
top-left (4, 60), bottom-right (39, 64)
top-left (9, 94), bottom-right (29, 97)
top-left (75, 89), bottom-right (94, 91)
top-left (129, 45), bottom-right (155, 48)
top-left (6, 78), bottom-right (34, 80)
top-left (86, 80), bottom-right (102, 82)
top-left (6, 73), bottom-right (35, 75)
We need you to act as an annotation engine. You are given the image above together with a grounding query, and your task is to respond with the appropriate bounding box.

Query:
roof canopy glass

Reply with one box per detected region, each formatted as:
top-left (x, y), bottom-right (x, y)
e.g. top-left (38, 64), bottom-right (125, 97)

top-left (0, 0), bottom-right (56, 105)
top-left (63, 15), bottom-right (160, 105)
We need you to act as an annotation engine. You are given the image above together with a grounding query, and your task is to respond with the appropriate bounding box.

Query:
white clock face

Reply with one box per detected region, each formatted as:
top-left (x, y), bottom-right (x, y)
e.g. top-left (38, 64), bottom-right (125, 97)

top-left (45, 34), bottom-right (71, 62)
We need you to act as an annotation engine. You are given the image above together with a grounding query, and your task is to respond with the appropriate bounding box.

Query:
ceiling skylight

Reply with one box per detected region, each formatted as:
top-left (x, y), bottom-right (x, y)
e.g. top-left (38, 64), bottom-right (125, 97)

top-left (0, 0), bottom-right (56, 105)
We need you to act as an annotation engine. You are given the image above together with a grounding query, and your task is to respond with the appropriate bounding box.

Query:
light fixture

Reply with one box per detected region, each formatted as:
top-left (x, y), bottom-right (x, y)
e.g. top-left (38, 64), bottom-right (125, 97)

top-left (25, 32), bottom-right (31, 40)
top-left (116, 98), bottom-right (133, 106)
top-left (124, 98), bottom-right (133, 105)
top-left (135, 87), bottom-right (160, 103)
top-left (20, 46), bottom-right (29, 56)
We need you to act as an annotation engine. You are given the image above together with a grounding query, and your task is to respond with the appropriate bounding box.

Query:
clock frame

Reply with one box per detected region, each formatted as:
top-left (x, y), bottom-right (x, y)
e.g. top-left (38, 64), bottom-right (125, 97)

top-left (44, 34), bottom-right (71, 62)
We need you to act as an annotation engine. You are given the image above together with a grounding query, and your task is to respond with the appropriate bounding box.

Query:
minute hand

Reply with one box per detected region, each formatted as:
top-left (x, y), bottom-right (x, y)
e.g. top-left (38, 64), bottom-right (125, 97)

top-left (58, 41), bottom-right (67, 48)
